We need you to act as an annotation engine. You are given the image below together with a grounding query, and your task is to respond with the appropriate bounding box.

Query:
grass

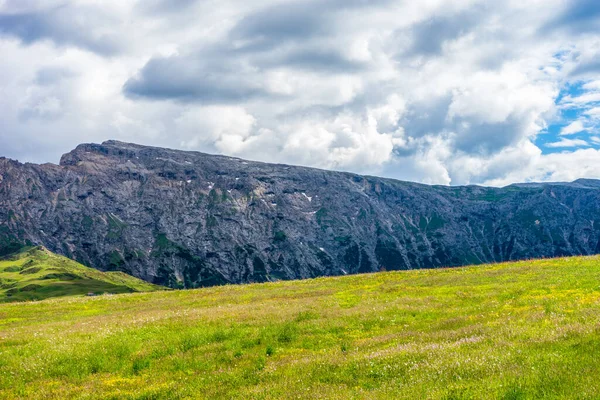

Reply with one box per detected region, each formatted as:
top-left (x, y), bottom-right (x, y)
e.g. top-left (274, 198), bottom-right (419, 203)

top-left (1, 256), bottom-right (600, 398)
top-left (0, 247), bottom-right (163, 302)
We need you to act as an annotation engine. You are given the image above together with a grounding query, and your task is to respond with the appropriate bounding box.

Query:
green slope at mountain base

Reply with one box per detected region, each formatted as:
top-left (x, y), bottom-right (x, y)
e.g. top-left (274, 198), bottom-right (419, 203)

top-left (0, 246), bottom-right (163, 302)
top-left (2, 256), bottom-right (600, 398)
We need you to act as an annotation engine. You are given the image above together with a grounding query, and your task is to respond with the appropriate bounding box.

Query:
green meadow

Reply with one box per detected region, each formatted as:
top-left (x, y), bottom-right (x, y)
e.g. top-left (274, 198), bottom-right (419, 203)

top-left (0, 247), bottom-right (162, 302)
top-left (2, 255), bottom-right (600, 399)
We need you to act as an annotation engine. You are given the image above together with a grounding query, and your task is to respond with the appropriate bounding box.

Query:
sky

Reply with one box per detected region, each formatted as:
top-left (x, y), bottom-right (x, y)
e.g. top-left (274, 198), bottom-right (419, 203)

top-left (0, 0), bottom-right (599, 186)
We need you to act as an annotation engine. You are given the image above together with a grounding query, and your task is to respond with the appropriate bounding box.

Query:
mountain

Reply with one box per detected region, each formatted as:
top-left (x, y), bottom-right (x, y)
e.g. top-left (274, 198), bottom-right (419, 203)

top-left (1, 140), bottom-right (599, 288)
top-left (0, 246), bottom-right (163, 302)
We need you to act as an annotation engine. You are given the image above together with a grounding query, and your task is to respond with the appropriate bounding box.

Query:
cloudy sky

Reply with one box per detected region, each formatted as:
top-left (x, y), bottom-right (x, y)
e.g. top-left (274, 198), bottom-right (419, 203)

top-left (0, 0), bottom-right (599, 186)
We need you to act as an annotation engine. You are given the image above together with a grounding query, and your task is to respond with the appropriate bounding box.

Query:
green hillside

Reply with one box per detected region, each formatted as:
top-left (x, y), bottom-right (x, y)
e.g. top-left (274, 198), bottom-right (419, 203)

top-left (0, 247), bottom-right (163, 302)
top-left (2, 256), bottom-right (600, 399)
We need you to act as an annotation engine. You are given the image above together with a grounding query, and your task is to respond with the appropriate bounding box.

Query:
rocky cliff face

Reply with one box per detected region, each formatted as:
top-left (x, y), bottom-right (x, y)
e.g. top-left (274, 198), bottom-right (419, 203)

top-left (1, 141), bottom-right (600, 288)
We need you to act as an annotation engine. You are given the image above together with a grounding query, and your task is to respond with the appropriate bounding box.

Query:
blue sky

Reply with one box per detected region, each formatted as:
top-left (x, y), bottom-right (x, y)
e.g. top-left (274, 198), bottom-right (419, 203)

top-left (538, 82), bottom-right (600, 153)
top-left (0, 0), bottom-right (599, 186)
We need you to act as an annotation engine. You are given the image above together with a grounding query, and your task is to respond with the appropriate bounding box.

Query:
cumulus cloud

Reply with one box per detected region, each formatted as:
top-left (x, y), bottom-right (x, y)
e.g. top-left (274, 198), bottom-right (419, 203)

top-left (1, 0), bottom-right (600, 186)
top-left (487, 148), bottom-right (600, 185)
top-left (174, 106), bottom-right (256, 153)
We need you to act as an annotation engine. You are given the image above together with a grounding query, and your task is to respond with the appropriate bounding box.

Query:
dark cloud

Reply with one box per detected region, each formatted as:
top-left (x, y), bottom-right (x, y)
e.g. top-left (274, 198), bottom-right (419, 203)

top-left (123, 0), bottom-right (399, 105)
top-left (401, 96), bottom-right (453, 138)
top-left (399, 93), bottom-right (528, 156)
top-left (452, 116), bottom-right (529, 155)
top-left (256, 47), bottom-right (365, 72)
top-left (123, 0), bottom-right (387, 103)
top-left (0, 6), bottom-right (122, 55)
top-left (408, 15), bottom-right (480, 56)
top-left (543, 0), bottom-right (600, 34)
top-left (229, 3), bottom-right (329, 52)
top-left (123, 53), bottom-right (267, 103)
top-left (123, 44), bottom-right (364, 102)
top-left (570, 59), bottom-right (600, 77)
top-left (137, 0), bottom-right (199, 15)
top-left (399, 6), bottom-right (489, 58)
top-left (230, 0), bottom-right (391, 51)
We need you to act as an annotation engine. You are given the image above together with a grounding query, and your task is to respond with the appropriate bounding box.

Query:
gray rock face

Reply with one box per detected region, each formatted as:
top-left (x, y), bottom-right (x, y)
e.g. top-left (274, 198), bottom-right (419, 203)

top-left (1, 140), bottom-right (600, 288)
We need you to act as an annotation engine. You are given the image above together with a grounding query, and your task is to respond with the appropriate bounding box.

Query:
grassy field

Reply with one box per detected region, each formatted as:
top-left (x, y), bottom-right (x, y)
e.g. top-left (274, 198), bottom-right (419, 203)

top-left (0, 247), bottom-right (162, 302)
top-left (1, 256), bottom-right (600, 399)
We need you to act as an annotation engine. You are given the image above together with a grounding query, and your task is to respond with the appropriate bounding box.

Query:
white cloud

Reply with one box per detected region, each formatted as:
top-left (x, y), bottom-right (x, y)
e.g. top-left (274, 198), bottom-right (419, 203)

top-left (546, 138), bottom-right (589, 148)
top-left (489, 148), bottom-right (600, 185)
top-left (174, 106), bottom-right (256, 153)
top-left (583, 80), bottom-right (600, 91)
top-left (586, 107), bottom-right (600, 118)
top-left (560, 120), bottom-right (586, 135)
top-left (560, 92), bottom-right (600, 107)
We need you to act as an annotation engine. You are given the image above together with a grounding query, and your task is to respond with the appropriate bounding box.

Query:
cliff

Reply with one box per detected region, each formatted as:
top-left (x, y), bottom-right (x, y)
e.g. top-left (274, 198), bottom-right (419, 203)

top-left (1, 141), bottom-right (599, 287)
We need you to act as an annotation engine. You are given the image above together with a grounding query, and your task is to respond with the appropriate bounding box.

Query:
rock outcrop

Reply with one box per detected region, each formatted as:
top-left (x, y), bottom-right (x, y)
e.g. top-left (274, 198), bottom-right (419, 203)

top-left (1, 141), bottom-right (599, 287)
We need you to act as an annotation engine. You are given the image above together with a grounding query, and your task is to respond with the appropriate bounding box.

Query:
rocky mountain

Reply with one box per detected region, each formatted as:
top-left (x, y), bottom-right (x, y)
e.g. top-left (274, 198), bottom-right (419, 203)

top-left (1, 140), bottom-right (599, 288)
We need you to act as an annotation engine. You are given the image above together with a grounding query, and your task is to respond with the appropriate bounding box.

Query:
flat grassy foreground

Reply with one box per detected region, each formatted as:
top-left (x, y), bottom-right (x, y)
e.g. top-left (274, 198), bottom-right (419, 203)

top-left (0, 247), bottom-right (162, 302)
top-left (2, 257), bottom-right (600, 399)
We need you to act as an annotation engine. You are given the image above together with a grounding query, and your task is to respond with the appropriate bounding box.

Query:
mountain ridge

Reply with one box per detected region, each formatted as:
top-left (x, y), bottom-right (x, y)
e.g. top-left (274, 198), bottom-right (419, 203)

top-left (1, 140), bottom-right (600, 288)
top-left (4, 140), bottom-right (598, 190)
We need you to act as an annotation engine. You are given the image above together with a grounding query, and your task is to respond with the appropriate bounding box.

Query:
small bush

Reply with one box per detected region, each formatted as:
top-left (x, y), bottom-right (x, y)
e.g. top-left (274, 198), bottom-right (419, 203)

top-left (20, 284), bottom-right (42, 292)
top-left (277, 323), bottom-right (296, 343)
top-left (273, 231), bottom-right (287, 243)
top-left (265, 345), bottom-right (275, 357)
top-left (19, 267), bottom-right (42, 275)
top-left (132, 357), bottom-right (151, 375)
